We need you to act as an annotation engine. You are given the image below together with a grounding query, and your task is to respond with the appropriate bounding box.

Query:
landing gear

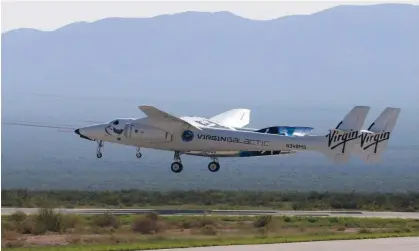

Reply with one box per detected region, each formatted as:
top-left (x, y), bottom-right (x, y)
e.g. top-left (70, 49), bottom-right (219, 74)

top-left (208, 157), bottom-right (220, 172)
top-left (171, 162), bottom-right (183, 173)
top-left (96, 140), bottom-right (103, 158)
top-left (136, 147), bottom-right (142, 159)
top-left (170, 151), bottom-right (183, 173)
top-left (168, 152), bottom-right (221, 173)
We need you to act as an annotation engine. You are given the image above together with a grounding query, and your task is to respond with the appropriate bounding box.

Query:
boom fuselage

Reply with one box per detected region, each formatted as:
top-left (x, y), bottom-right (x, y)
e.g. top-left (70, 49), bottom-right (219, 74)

top-left (79, 118), bottom-right (329, 153)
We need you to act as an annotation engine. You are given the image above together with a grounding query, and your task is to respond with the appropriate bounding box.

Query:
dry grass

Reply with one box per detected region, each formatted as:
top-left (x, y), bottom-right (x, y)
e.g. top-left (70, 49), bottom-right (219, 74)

top-left (2, 209), bottom-right (419, 248)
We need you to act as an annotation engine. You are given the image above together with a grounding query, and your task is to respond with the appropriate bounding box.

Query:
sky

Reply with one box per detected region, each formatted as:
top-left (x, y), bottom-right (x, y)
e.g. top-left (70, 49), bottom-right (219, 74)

top-left (2, 0), bottom-right (418, 32)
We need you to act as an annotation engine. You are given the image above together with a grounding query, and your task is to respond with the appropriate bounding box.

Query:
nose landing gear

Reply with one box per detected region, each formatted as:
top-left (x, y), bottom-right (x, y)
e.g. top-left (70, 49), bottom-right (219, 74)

top-left (136, 147), bottom-right (142, 158)
top-left (96, 140), bottom-right (104, 158)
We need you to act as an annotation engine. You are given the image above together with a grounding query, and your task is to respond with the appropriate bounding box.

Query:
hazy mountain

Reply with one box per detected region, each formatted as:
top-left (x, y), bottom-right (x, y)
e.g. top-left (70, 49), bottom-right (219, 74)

top-left (2, 4), bottom-right (419, 107)
top-left (2, 3), bottom-right (419, 191)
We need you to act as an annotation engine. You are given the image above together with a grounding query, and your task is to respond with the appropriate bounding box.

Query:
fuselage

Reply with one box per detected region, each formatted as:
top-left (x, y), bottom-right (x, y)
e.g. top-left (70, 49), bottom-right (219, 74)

top-left (76, 117), bottom-right (329, 154)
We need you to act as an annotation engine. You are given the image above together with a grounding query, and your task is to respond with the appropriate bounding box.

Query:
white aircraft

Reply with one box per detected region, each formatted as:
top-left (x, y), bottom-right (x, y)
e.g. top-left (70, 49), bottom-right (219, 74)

top-left (74, 105), bottom-right (400, 173)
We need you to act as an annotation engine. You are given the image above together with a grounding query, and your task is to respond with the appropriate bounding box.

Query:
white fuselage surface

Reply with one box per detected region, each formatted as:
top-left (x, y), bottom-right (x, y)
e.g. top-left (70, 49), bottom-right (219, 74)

top-left (79, 116), bottom-right (351, 155)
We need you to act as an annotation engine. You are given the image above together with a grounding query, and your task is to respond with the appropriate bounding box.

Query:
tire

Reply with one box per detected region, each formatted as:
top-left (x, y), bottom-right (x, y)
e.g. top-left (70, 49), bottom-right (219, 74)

top-left (208, 161), bottom-right (220, 172)
top-left (171, 162), bottom-right (183, 173)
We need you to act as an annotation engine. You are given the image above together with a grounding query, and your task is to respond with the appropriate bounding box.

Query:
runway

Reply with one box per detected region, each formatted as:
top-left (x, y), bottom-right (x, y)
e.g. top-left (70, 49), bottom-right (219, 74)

top-left (149, 237), bottom-right (419, 251)
top-left (2, 207), bottom-right (419, 218)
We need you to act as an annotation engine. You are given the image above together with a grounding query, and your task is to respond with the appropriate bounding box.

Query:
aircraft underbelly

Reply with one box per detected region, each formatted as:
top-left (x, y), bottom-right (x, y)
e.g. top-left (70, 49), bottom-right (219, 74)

top-left (185, 150), bottom-right (296, 157)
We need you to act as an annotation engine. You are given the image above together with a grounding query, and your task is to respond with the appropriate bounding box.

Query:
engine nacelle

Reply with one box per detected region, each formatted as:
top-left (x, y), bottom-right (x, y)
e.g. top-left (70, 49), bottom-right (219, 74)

top-left (124, 123), bottom-right (172, 142)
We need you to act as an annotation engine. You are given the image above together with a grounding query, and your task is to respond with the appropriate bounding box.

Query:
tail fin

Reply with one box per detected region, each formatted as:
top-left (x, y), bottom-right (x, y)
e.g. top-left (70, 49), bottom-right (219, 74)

top-left (209, 109), bottom-right (250, 128)
top-left (323, 106), bottom-right (370, 164)
top-left (355, 107), bottom-right (401, 163)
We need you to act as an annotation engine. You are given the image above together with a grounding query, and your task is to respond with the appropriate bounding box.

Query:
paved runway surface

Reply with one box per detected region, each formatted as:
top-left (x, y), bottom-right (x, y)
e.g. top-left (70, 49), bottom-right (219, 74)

top-left (151, 237), bottom-right (419, 251)
top-left (2, 207), bottom-right (419, 218)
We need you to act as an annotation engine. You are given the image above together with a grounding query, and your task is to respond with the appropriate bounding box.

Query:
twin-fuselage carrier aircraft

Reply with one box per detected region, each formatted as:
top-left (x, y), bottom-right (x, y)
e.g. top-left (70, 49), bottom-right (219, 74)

top-left (74, 106), bottom-right (400, 173)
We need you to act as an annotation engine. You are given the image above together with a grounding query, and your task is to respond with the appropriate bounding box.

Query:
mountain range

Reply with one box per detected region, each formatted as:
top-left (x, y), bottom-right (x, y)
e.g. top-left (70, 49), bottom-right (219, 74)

top-left (2, 3), bottom-right (419, 108)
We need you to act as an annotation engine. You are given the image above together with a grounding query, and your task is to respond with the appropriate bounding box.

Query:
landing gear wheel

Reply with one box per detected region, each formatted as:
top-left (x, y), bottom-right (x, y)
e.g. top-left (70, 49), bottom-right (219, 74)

top-left (171, 162), bottom-right (183, 173)
top-left (208, 161), bottom-right (220, 172)
top-left (136, 148), bottom-right (142, 159)
top-left (96, 140), bottom-right (103, 159)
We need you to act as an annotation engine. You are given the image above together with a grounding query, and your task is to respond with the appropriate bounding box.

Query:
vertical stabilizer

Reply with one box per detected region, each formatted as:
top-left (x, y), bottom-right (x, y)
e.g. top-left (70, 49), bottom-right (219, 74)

top-left (322, 106), bottom-right (370, 164)
top-left (355, 107), bottom-right (401, 163)
top-left (209, 109), bottom-right (251, 128)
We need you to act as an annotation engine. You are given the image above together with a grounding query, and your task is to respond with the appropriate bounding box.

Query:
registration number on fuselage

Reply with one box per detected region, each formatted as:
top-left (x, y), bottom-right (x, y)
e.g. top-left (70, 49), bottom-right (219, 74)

top-left (285, 144), bottom-right (307, 150)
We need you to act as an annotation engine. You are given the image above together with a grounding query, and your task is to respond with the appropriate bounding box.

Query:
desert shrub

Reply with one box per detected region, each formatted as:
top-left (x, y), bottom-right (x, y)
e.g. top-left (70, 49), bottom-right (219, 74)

top-left (144, 212), bottom-right (160, 221)
top-left (292, 202), bottom-right (302, 210)
top-left (9, 211), bottom-right (27, 222)
top-left (6, 209), bottom-right (60, 235)
top-left (307, 217), bottom-right (318, 223)
top-left (344, 222), bottom-right (359, 228)
top-left (60, 214), bottom-right (82, 230)
top-left (2, 220), bottom-right (14, 233)
top-left (283, 216), bottom-right (292, 223)
top-left (181, 216), bottom-right (219, 229)
top-left (253, 215), bottom-right (273, 228)
top-left (394, 227), bottom-right (413, 233)
top-left (33, 207), bottom-right (63, 234)
top-left (256, 226), bottom-right (270, 236)
top-left (91, 212), bottom-right (120, 229)
top-left (329, 217), bottom-right (340, 223)
top-left (195, 216), bottom-right (218, 228)
top-left (179, 219), bottom-right (194, 229)
top-left (16, 218), bottom-right (37, 234)
top-left (199, 224), bottom-right (218, 235)
top-left (131, 213), bottom-right (165, 234)
top-left (358, 228), bottom-right (372, 234)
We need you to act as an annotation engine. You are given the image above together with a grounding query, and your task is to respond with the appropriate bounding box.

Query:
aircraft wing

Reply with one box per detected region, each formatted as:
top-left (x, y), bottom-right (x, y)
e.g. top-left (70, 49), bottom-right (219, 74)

top-left (209, 109), bottom-right (250, 128)
top-left (138, 105), bottom-right (201, 131)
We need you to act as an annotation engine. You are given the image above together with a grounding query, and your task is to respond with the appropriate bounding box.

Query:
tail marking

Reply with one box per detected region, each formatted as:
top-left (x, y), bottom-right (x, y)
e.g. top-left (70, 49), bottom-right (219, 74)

top-left (326, 130), bottom-right (359, 153)
top-left (359, 131), bottom-right (391, 154)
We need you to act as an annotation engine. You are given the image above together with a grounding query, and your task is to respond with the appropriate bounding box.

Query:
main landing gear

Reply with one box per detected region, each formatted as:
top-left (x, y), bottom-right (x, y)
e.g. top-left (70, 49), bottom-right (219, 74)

top-left (171, 151), bottom-right (183, 173)
top-left (170, 152), bottom-right (221, 173)
top-left (208, 157), bottom-right (220, 172)
top-left (96, 140), bottom-right (103, 158)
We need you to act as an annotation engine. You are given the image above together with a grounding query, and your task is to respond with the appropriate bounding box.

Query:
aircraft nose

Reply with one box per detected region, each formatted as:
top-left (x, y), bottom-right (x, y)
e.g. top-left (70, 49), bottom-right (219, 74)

top-left (74, 128), bottom-right (93, 141)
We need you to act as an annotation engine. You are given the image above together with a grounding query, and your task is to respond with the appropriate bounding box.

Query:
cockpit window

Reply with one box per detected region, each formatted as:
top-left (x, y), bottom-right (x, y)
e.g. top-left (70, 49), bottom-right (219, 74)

top-left (112, 120), bottom-right (119, 125)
